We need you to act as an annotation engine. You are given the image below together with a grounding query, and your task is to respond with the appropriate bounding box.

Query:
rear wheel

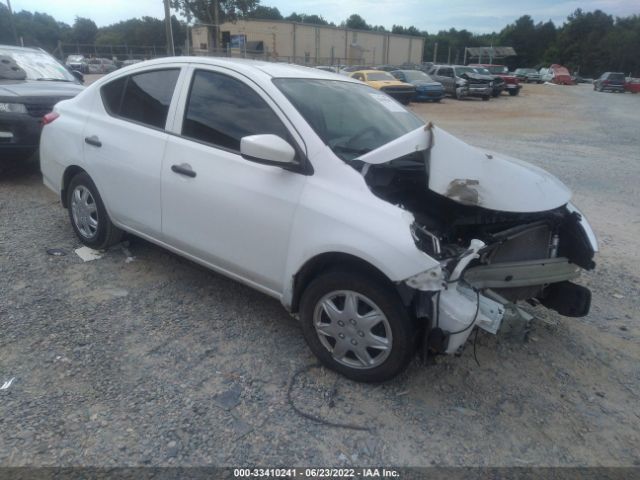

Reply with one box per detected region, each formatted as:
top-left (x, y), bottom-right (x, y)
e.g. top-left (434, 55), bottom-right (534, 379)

top-left (509, 89), bottom-right (520, 96)
top-left (299, 270), bottom-right (416, 382)
top-left (67, 172), bottom-right (123, 250)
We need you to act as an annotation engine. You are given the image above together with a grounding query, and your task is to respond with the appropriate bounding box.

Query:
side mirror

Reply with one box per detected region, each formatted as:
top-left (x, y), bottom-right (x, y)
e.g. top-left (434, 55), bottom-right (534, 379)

top-left (71, 70), bottom-right (84, 84)
top-left (240, 134), bottom-right (297, 167)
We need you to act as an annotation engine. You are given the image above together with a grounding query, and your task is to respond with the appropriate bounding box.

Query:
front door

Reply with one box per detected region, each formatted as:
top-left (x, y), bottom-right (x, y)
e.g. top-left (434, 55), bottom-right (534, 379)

top-left (161, 67), bottom-right (308, 295)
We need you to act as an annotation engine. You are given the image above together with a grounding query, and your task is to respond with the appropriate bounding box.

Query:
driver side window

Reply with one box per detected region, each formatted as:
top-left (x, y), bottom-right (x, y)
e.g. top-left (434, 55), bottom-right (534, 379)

top-left (182, 69), bottom-right (293, 154)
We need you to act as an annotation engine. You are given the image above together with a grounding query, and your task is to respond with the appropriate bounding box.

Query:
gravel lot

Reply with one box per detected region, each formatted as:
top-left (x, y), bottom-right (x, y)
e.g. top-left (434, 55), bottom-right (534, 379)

top-left (1, 82), bottom-right (639, 467)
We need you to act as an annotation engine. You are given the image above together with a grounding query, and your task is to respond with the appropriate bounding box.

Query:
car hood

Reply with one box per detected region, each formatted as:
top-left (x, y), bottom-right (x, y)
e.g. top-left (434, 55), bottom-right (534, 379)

top-left (411, 80), bottom-right (442, 88)
top-left (356, 125), bottom-right (571, 213)
top-left (368, 80), bottom-right (413, 89)
top-left (0, 80), bottom-right (84, 98)
top-left (460, 72), bottom-right (493, 82)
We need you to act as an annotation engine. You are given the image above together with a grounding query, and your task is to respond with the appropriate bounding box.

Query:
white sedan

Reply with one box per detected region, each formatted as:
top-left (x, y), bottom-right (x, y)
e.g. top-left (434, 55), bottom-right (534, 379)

top-left (40, 57), bottom-right (597, 382)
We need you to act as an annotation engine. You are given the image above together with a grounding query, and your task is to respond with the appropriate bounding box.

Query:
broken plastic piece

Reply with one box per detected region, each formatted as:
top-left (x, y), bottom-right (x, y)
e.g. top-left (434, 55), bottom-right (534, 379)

top-left (75, 246), bottom-right (103, 262)
top-left (1, 377), bottom-right (15, 390)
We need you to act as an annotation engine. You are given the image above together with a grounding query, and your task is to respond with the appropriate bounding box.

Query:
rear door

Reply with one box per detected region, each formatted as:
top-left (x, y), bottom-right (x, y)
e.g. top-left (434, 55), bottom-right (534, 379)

top-left (438, 67), bottom-right (454, 93)
top-left (160, 66), bottom-right (308, 295)
top-left (82, 67), bottom-right (185, 237)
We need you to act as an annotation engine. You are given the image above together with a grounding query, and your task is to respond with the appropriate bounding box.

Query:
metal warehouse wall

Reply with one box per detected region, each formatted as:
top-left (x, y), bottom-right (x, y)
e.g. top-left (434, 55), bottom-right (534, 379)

top-left (197, 19), bottom-right (424, 66)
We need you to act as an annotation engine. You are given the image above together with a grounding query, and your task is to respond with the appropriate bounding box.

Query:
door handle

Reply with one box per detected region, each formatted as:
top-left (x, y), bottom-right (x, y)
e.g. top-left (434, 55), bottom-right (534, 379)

top-left (171, 164), bottom-right (196, 178)
top-left (84, 135), bottom-right (102, 147)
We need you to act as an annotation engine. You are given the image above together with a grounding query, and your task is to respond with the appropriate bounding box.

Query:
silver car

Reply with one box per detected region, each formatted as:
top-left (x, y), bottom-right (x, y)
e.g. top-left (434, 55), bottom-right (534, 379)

top-left (429, 65), bottom-right (493, 100)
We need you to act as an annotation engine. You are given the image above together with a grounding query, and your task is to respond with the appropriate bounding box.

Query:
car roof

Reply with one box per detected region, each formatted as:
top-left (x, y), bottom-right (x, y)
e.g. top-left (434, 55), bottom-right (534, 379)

top-left (120, 56), bottom-right (359, 82)
top-left (0, 44), bottom-right (44, 54)
top-left (351, 69), bottom-right (392, 75)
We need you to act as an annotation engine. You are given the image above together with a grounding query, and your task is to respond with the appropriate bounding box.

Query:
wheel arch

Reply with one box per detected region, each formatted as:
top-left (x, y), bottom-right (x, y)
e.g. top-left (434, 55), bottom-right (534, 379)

top-left (289, 251), bottom-right (403, 314)
top-left (61, 165), bottom-right (87, 208)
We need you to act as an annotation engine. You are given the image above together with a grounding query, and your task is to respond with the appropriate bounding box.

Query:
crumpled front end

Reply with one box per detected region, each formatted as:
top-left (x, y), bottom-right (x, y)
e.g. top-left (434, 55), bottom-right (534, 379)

top-left (356, 125), bottom-right (597, 355)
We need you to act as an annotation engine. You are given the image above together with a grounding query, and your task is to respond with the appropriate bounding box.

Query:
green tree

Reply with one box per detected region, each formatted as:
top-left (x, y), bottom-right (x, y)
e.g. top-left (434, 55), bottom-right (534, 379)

top-left (285, 12), bottom-right (330, 25)
top-left (249, 5), bottom-right (282, 20)
top-left (11, 10), bottom-right (65, 50)
top-left (170, 0), bottom-right (259, 24)
top-left (0, 3), bottom-right (16, 44)
top-left (70, 16), bottom-right (98, 44)
top-left (344, 14), bottom-right (370, 30)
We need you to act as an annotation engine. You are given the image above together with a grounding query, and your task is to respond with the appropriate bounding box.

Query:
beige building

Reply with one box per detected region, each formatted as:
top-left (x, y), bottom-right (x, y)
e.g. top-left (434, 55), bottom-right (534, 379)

top-left (190, 19), bottom-right (424, 66)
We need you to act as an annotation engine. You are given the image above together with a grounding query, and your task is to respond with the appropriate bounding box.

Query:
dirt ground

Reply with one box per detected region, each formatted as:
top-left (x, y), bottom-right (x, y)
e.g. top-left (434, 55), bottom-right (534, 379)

top-left (1, 82), bottom-right (639, 468)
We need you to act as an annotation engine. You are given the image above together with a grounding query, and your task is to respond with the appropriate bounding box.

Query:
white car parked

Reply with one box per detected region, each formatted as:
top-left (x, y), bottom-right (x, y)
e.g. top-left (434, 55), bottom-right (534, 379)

top-left (40, 58), bottom-right (597, 382)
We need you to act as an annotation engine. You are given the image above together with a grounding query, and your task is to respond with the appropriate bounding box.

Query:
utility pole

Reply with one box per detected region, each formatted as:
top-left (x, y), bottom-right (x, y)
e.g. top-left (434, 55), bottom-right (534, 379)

top-left (433, 42), bottom-right (438, 63)
top-left (213, 0), bottom-right (220, 52)
top-left (6, 0), bottom-right (18, 46)
top-left (163, 0), bottom-right (175, 56)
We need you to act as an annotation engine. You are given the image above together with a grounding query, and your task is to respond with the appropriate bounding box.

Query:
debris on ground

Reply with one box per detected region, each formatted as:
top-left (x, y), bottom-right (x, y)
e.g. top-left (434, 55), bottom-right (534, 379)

top-left (1, 378), bottom-right (15, 390)
top-left (75, 246), bottom-right (103, 262)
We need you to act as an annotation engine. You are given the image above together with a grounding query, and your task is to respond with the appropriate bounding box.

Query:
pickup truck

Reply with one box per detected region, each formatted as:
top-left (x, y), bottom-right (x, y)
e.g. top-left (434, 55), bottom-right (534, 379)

top-left (469, 64), bottom-right (522, 96)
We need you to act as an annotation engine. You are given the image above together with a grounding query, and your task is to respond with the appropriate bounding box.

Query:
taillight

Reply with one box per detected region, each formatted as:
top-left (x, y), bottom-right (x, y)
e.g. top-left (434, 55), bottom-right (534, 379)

top-left (41, 111), bottom-right (59, 125)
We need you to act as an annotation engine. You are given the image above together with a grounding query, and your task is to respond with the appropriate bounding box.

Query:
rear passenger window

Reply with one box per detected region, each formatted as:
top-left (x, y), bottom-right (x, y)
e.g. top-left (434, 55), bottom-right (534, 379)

top-left (182, 70), bottom-right (292, 152)
top-left (100, 69), bottom-right (179, 129)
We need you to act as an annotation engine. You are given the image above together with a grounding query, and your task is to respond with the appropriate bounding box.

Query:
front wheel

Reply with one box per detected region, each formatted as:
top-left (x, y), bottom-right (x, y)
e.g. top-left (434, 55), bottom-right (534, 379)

top-left (299, 270), bottom-right (416, 382)
top-left (67, 172), bottom-right (123, 250)
top-left (482, 95), bottom-right (490, 101)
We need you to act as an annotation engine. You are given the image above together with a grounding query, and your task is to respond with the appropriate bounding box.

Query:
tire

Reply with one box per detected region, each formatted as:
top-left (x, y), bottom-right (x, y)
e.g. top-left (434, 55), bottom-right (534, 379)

top-left (508, 89), bottom-right (519, 96)
top-left (67, 172), bottom-right (123, 250)
top-left (491, 91), bottom-right (500, 98)
top-left (434, 98), bottom-right (441, 103)
top-left (481, 96), bottom-right (490, 101)
top-left (299, 269), bottom-right (416, 382)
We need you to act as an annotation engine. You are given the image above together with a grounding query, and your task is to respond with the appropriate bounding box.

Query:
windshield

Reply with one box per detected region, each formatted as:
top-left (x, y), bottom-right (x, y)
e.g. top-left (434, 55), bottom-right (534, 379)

top-left (402, 70), bottom-right (432, 82)
top-left (472, 67), bottom-right (492, 75)
top-left (455, 67), bottom-right (477, 75)
top-left (487, 65), bottom-right (508, 74)
top-left (366, 72), bottom-right (396, 81)
top-left (274, 79), bottom-right (423, 162)
top-left (0, 49), bottom-right (75, 81)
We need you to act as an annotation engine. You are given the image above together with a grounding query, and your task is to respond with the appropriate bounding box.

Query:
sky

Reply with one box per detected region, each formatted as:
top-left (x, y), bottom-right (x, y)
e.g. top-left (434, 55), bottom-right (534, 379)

top-left (8, 0), bottom-right (640, 33)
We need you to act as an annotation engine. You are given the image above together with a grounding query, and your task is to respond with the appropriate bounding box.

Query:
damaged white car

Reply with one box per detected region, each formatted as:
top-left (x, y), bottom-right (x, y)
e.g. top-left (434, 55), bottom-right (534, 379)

top-left (40, 58), bottom-right (597, 382)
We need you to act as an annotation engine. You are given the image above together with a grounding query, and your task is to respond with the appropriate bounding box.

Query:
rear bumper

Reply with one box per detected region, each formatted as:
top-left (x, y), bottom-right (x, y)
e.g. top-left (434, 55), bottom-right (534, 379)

top-left (602, 84), bottom-right (625, 92)
top-left (0, 113), bottom-right (42, 162)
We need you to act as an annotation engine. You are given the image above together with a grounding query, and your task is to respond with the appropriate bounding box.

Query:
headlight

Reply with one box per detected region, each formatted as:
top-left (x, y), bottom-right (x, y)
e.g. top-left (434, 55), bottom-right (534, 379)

top-left (456, 79), bottom-right (467, 87)
top-left (0, 103), bottom-right (28, 114)
top-left (489, 81), bottom-right (494, 87)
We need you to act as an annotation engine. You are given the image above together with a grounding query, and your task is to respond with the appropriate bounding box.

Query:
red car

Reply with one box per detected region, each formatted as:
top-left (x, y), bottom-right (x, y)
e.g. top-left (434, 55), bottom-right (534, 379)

top-left (549, 64), bottom-right (574, 85)
top-left (469, 64), bottom-right (522, 96)
top-left (625, 78), bottom-right (640, 93)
